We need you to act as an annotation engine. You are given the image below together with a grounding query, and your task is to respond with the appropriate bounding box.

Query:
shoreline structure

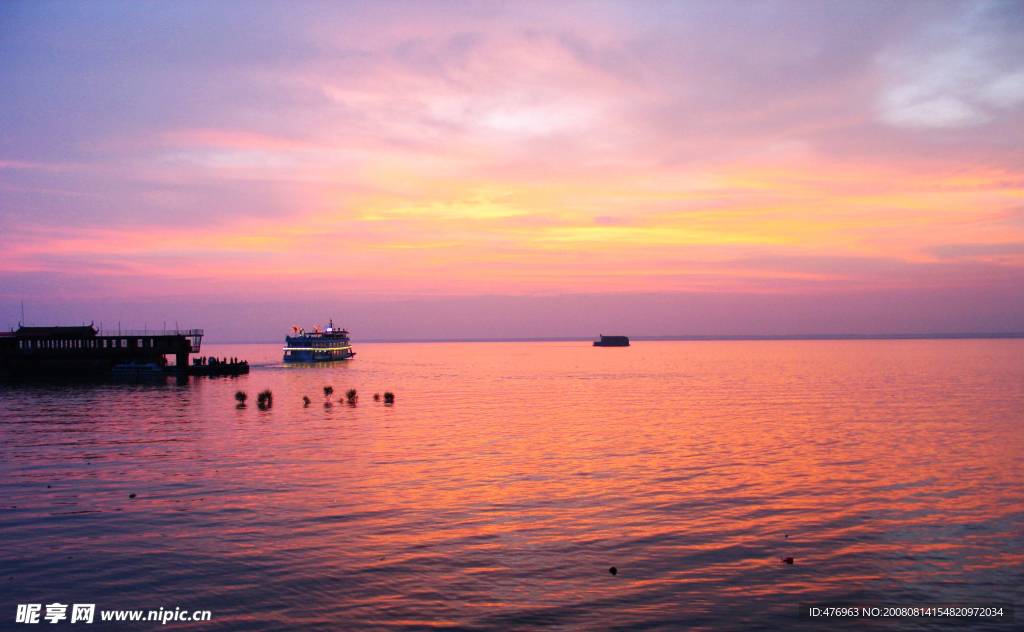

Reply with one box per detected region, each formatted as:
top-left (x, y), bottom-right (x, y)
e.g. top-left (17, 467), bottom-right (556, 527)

top-left (0, 324), bottom-right (248, 378)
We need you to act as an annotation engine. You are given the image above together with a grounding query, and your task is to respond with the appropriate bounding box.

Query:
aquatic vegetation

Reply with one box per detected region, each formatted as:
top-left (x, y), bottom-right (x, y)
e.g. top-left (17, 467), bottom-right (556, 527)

top-left (373, 393), bottom-right (381, 401)
top-left (383, 391), bottom-right (395, 404)
top-left (256, 389), bottom-right (273, 409)
top-left (323, 385), bottom-right (334, 405)
top-left (346, 388), bottom-right (358, 405)
top-left (235, 391), bottom-right (247, 407)
top-left (302, 395), bottom-right (311, 407)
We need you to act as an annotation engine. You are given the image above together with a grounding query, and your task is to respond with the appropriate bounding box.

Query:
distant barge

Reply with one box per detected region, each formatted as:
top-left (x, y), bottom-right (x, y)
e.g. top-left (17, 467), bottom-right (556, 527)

top-left (594, 335), bottom-right (630, 347)
top-left (0, 324), bottom-right (247, 378)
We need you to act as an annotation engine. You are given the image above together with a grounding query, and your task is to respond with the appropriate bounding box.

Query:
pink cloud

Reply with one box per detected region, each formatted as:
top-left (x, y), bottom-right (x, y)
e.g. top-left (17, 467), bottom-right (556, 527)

top-left (1, 2), bottom-right (1022, 334)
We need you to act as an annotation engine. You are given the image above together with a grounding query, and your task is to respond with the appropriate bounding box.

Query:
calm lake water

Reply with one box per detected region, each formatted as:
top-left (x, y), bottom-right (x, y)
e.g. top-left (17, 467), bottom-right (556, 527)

top-left (2, 340), bottom-right (1021, 630)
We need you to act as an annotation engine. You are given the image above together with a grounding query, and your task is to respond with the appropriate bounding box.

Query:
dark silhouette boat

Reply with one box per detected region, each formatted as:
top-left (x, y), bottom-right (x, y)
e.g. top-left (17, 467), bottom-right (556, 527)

top-left (594, 335), bottom-right (630, 347)
top-left (112, 362), bottom-right (164, 374)
top-left (189, 356), bottom-right (249, 376)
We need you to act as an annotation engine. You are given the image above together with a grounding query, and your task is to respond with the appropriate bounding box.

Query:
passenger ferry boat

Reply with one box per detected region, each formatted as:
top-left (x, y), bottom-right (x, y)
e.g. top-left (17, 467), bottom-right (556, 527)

top-left (283, 320), bottom-right (355, 363)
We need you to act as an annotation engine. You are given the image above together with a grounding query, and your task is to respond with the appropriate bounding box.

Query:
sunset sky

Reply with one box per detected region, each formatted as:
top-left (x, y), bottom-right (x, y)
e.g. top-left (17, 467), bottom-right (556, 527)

top-left (2, 1), bottom-right (1022, 340)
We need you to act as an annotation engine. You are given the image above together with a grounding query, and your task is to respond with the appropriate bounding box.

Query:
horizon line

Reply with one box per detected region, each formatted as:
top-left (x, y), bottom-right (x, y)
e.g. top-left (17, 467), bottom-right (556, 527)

top-left (207, 332), bottom-right (1024, 345)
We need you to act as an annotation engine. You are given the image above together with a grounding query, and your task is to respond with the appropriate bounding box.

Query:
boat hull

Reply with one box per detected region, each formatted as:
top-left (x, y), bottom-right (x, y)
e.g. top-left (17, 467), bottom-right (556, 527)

top-left (283, 349), bottom-right (355, 363)
top-left (112, 363), bottom-right (165, 374)
top-left (594, 335), bottom-right (630, 347)
top-left (187, 362), bottom-right (250, 376)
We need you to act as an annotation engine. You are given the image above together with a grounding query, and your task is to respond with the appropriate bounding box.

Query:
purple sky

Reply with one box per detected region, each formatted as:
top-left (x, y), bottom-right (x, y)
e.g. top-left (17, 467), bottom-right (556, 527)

top-left (1, 1), bottom-right (1022, 340)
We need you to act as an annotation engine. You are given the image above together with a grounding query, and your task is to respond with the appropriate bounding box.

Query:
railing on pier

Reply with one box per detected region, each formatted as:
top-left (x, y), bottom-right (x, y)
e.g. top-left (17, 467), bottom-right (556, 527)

top-left (96, 329), bottom-right (204, 337)
top-left (96, 329), bottom-right (203, 353)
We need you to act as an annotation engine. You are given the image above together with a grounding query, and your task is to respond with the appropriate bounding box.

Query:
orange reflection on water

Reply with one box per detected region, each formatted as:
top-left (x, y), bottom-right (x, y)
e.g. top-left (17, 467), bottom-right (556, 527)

top-left (2, 340), bottom-right (1021, 628)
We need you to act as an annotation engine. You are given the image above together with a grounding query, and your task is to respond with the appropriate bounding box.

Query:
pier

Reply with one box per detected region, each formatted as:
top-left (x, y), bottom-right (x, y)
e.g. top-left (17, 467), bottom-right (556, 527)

top-left (0, 325), bottom-right (217, 378)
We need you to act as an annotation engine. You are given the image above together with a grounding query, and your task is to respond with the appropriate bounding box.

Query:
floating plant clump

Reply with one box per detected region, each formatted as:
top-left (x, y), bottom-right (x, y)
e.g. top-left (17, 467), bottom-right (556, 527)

top-left (256, 389), bottom-right (273, 409)
top-left (383, 392), bottom-right (395, 405)
top-left (346, 389), bottom-right (358, 405)
top-left (323, 386), bottom-right (334, 405)
top-left (235, 391), bottom-right (248, 407)
top-left (302, 395), bottom-right (311, 407)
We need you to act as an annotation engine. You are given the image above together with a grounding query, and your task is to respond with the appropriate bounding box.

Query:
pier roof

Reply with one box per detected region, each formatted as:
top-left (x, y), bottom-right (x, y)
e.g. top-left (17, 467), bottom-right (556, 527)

top-left (16, 326), bottom-right (98, 338)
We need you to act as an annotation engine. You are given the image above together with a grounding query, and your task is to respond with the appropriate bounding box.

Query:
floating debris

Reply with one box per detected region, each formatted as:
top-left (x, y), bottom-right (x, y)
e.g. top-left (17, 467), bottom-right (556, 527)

top-left (235, 391), bottom-right (248, 407)
top-left (302, 395), bottom-right (311, 407)
top-left (129, 493), bottom-right (136, 499)
top-left (346, 389), bottom-right (358, 405)
top-left (373, 393), bottom-right (381, 401)
top-left (609, 567), bottom-right (617, 575)
top-left (383, 391), bottom-right (395, 405)
top-left (781, 557), bottom-right (794, 565)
